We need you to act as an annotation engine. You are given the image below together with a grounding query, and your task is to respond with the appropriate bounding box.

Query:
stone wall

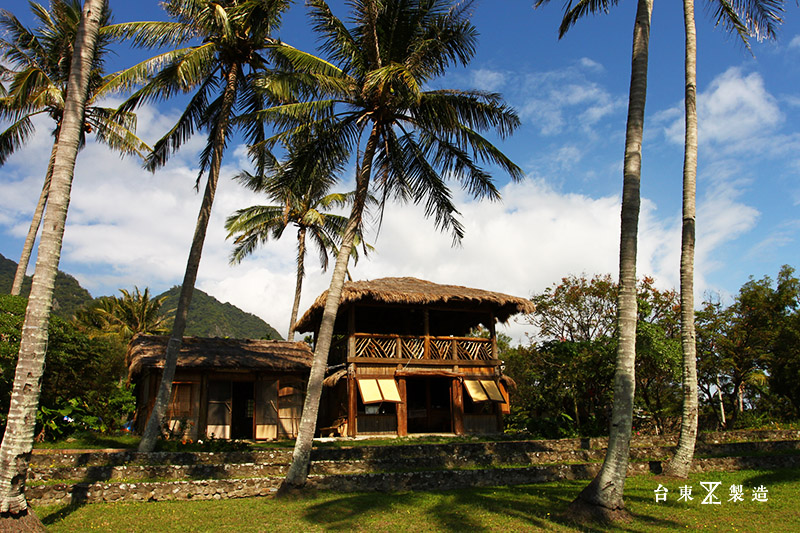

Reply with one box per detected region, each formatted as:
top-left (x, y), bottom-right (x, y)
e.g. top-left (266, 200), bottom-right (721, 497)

top-left (27, 429), bottom-right (800, 507)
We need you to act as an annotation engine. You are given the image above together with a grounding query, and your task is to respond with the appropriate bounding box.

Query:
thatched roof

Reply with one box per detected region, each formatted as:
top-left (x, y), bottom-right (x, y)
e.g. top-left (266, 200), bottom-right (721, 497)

top-left (127, 334), bottom-right (313, 379)
top-left (295, 277), bottom-right (535, 333)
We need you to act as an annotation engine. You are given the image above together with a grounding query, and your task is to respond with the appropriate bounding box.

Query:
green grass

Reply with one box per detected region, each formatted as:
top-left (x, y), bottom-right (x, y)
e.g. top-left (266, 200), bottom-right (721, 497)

top-left (35, 468), bottom-right (800, 532)
top-left (33, 432), bottom-right (140, 450)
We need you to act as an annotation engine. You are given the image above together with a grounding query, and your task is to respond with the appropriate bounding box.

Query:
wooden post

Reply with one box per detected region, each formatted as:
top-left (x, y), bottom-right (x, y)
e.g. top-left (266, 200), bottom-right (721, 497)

top-left (452, 377), bottom-right (465, 435)
top-left (451, 338), bottom-right (458, 360)
top-left (197, 372), bottom-right (209, 439)
top-left (489, 312), bottom-right (498, 359)
top-left (397, 374), bottom-right (407, 437)
top-left (423, 308), bottom-right (430, 359)
top-left (347, 305), bottom-right (356, 360)
top-left (396, 336), bottom-right (402, 358)
top-left (347, 369), bottom-right (357, 437)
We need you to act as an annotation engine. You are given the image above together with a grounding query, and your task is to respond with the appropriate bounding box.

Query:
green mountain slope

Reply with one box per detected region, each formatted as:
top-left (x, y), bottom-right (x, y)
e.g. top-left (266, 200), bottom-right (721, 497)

top-left (0, 253), bottom-right (93, 320)
top-left (158, 286), bottom-right (283, 340)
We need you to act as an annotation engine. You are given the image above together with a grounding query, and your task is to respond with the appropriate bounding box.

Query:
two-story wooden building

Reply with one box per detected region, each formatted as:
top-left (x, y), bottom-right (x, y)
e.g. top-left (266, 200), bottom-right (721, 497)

top-left (294, 277), bottom-right (534, 437)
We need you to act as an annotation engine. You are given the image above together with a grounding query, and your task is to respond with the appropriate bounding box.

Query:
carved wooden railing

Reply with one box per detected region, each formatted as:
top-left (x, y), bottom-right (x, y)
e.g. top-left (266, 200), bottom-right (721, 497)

top-left (353, 333), bottom-right (494, 361)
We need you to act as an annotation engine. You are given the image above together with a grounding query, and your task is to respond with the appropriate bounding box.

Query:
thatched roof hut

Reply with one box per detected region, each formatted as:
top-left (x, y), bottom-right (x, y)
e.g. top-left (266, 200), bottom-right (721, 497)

top-left (294, 277), bottom-right (535, 334)
top-left (127, 334), bottom-right (313, 379)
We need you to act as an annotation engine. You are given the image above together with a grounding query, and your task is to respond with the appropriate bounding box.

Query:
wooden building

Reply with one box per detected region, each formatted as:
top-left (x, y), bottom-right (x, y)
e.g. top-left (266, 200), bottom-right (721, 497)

top-left (294, 277), bottom-right (535, 437)
top-left (127, 335), bottom-right (313, 441)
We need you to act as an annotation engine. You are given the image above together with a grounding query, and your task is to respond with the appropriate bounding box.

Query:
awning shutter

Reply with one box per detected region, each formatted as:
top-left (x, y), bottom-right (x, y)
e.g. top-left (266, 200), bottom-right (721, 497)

top-left (464, 379), bottom-right (489, 402)
top-left (377, 379), bottom-right (402, 402)
top-left (481, 380), bottom-right (505, 402)
top-left (357, 378), bottom-right (401, 404)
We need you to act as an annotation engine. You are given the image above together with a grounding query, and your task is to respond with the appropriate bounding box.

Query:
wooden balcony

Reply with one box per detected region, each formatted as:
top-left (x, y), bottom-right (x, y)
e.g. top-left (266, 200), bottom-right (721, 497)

top-left (350, 333), bottom-right (496, 362)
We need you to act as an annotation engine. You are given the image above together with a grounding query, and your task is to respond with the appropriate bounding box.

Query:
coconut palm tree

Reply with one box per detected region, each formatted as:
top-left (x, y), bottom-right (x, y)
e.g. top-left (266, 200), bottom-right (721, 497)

top-left (263, 0), bottom-right (523, 491)
top-left (0, 0), bottom-right (149, 296)
top-left (226, 154), bottom-right (369, 341)
top-left (0, 0), bottom-right (105, 525)
top-left (664, 0), bottom-right (783, 478)
top-left (534, 0), bottom-right (654, 519)
top-left (74, 287), bottom-right (172, 340)
top-left (103, 0), bottom-right (292, 453)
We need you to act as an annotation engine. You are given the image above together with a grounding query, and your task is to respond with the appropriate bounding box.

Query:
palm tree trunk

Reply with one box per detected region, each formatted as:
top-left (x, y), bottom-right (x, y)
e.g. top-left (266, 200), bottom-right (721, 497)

top-left (279, 126), bottom-right (379, 492)
top-left (0, 0), bottom-right (104, 525)
top-left (571, 0), bottom-right (653, 519)
top-left (138, 62), bottom-right (239, 453)
top-left (716, 374), bottom-right (727, 428)
top-left (10, 143), bottom-right (58, 296)
top-left (287, 227), bottom-right (307, 341)
top-left (664, 0), bottom-right (698, 479)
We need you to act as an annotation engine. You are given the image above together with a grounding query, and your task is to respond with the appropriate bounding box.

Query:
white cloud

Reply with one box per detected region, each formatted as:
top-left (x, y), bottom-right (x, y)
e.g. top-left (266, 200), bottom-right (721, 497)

top-left (470, 68), bottom-right (506, 91)
top-left (518, 65), bottom-right (624, 136)
top-left (789, 35), bottom-right (800, 49)
top-left (658, 68), bottom-right (782, 150)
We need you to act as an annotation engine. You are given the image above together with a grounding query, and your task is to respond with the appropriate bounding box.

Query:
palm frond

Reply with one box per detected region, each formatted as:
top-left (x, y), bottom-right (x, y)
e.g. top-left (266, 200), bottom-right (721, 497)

top-left (0, 115), bottom-right (35, 164)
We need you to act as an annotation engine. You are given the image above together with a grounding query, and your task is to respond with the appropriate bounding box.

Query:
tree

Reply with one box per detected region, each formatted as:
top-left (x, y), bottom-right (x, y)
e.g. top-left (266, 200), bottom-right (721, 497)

top-left (105, 0), bottom-right (292, 453)
top-left (268, 0), bottom-right (522, 491)
top-left (0, 0), bottom-right (105, 525)
top-left (73, 286), bottom-right (172, 341)
top-left (0, 0), bottom-right (149, 296)
top-left (665, 0), bottom-right (784, 479)
top-left (520, 275), bottom-right (681, 437)
top-left (225, 151), bottom-right (366, 341)
top-left (535, 0), bottom-right (654, 517)
top-left (696, 267), bottom-right (799, 427)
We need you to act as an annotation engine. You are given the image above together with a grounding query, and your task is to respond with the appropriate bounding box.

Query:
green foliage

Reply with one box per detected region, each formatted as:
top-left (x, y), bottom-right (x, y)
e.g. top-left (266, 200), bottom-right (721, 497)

top-left (0, 252), bottom-right (93, 320)
top-left (508, 274), bottom-right (682, 437)
top-left (157, 285), bottom-right (282, 340)
top-left (697, 265), bottom-right (800, 426)
top-left (0, 294), bottom-right (133, 440)
top-left (74, 286), bottom-right (172, 341)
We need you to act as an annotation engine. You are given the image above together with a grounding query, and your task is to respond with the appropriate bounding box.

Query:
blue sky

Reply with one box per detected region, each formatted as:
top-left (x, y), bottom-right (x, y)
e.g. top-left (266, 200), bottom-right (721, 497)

top-left (1, 0), bottom-right (799, 342)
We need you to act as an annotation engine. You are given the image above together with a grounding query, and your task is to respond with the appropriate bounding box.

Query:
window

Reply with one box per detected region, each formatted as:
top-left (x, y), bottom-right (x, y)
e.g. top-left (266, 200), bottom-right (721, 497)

top-left (463, 379), bottom-right (505, 403)
top-left (168, 382), bottom-right (193, 419)
top-left (357, 378), bottom-right (402, 404)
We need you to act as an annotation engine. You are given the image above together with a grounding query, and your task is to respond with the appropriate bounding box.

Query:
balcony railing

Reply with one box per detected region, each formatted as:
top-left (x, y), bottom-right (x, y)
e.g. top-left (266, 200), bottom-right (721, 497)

top-left (352, 333), bottom-right (495, 361)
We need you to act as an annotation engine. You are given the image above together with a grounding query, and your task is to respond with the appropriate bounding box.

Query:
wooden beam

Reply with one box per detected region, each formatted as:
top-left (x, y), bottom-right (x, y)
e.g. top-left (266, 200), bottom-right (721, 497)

top-left (452, 377), bottom-right (465, 435)
top-left (347, 369), bottom-right (357, 437)
top-left (397, 375), bottom-right (407, 437)
top-left (347, 305), bottom-right (356, 360)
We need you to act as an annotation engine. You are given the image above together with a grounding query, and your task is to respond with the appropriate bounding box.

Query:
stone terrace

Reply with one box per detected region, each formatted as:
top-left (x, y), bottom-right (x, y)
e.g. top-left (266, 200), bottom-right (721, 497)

top-left (28, 429), bottom-right (800, 506)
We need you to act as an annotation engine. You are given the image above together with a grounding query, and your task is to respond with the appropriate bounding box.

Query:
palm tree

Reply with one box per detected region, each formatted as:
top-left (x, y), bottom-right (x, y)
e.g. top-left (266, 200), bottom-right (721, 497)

top-left (225, 154), bottom-right (368, 341)
top-left (74, 287), bottom-right (172, 340)
top-left (104, 0), bottom-right (292, 453)
top-left (534, 0), bottom-right (654, 519)
top-left (664, 0), bottom-right (783, 478)
top-left (0, 0), bottom-right (105, 525)
top-left (265, 0), bottom-right (523, 491)
top-left (0, 0), bottom-right (149, 296)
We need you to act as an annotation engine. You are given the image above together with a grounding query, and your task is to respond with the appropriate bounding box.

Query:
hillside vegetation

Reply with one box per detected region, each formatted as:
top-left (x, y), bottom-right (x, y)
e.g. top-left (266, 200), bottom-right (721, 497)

top-left (0, 253), bottom-right (93, 320)
top-left (0, 253), bottom-right (281, 340)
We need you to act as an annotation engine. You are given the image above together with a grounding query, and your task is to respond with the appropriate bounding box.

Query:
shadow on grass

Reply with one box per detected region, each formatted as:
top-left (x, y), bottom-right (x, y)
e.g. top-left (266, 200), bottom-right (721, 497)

top-left (740, 467), bottom-right (800, 489)
top-left (297, 481), bottom-right (686, 532)
top-left (39, 501), bottom-right (87, 526)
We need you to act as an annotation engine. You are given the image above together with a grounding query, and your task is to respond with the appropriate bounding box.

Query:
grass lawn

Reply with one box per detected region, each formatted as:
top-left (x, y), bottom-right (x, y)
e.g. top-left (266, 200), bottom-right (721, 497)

top-left (35, 468), bottom-right (800, 532)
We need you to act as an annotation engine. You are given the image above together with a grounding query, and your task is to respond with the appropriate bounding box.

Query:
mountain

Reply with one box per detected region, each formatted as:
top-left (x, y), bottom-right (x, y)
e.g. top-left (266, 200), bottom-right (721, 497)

top-left (157, 286), bottom-right (283, 340)
top-left (0, 253), bottom-right (93, 320)
top-left (0, 253), bottom-right (282, 340)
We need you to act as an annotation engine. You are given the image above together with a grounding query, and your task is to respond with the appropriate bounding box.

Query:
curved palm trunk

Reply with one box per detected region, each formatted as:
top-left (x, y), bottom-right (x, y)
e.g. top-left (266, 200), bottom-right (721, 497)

top-left (10, 143), bottom-right (58, 296)
top-left (287, 227), bottom-right (307, 341)
top-left (664, 0), bottom-right (698, 478)
top-left (138, 63), bottom-right (239, 453)
top-left (279, 127), bottom-right (379, 492)
top-left (571, 0), bottom-right (653, 519)
top-left (0, 0), bottom-right (104, 524)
